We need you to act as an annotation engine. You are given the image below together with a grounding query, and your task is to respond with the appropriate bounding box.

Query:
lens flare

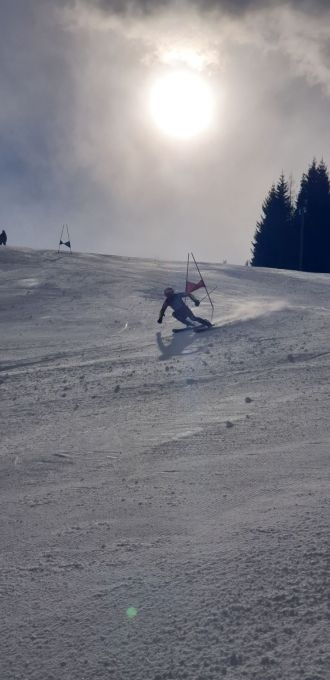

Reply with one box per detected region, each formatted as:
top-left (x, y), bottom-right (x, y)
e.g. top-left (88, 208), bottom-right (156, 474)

top-left (126, 607), bottom-right (138, 619)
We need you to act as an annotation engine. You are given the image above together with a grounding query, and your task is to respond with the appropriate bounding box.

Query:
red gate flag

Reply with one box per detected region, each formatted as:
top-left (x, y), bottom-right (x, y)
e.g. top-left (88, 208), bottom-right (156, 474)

top-left (185, 278), bottom-right (205, 293)
top-left (185, 252), bottom-right (214, 321)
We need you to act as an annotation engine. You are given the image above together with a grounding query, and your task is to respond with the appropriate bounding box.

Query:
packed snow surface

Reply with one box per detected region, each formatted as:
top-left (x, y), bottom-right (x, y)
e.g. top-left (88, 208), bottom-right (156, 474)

top-left (1, 248), bottom-right (330, 680)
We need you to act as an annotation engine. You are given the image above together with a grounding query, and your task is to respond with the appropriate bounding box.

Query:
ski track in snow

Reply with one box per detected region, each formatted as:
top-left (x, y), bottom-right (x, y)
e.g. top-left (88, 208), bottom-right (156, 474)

top-left (1, 247), bottom-right (330, 680)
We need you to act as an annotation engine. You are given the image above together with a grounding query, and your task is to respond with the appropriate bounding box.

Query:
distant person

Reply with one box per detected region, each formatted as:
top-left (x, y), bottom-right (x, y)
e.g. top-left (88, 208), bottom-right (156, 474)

top-left (158, 287), bottom-right (212, 328)
top-left (0, 230), bottom-right (7, 245)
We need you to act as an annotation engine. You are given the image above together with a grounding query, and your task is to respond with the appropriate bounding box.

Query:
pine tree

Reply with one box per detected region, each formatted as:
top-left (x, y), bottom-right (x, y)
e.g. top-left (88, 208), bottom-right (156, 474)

top-left (275, 174), bottom-right (295, 269)
top-left (251, 174), bottom-right (293, 269)
top-left (251, 185), bottom-right (277, 267)
top-left (294, 159), bottom-right (330, 272)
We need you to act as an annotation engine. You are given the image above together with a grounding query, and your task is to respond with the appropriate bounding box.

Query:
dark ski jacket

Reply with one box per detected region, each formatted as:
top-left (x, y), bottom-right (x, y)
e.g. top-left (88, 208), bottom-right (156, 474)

top-left (158, 292), bottom-right (198, 320)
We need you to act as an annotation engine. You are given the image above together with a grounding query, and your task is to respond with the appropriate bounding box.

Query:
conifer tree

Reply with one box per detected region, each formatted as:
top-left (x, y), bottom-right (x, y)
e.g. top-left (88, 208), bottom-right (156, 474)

top-left (294, 159), bottom-right (330, 272)
top-left (251, 174), bottom-right (293, 268)
top-left (275, 173), bottom-right (295, 269)
top-left (251, 184), bottom-right (277, 267)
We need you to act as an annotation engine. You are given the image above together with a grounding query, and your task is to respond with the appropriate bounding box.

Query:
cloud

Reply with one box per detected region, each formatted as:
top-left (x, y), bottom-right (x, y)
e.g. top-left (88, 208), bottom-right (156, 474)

top-left (2, 0), bottom-right (330, 261)
top-left (65, 0), bottom-right (330, 92)
top-left (73, 0), bottom-right (330, 15)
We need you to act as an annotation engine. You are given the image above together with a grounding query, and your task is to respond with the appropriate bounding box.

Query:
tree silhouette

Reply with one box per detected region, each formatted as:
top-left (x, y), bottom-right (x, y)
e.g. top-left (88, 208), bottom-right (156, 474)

top-left (251, 160), bottom-right (330, 272)
top-left (251, 174), bottom-right (293, 268)
top-left (294, 159), bottom-right (330, 272)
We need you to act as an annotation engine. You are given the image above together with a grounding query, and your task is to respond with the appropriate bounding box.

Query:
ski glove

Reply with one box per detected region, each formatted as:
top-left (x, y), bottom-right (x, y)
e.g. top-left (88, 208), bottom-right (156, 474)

top-left (195, 300), bottom-right (200, 307)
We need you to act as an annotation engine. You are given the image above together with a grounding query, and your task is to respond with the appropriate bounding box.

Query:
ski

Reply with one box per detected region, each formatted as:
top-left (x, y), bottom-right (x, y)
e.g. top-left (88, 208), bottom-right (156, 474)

top-left (172, 326), bottom-right (195, 333)
top-left (172, 324), bottom-right (214, 334)
top-left (193, 325), bottom-right (214, 333)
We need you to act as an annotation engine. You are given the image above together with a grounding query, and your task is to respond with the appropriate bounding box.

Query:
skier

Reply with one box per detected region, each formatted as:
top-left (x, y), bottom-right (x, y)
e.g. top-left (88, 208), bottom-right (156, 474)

top-left (158, 287), bottom-right (212, 328)
top-left (0, 230), bottom-right (7, 245)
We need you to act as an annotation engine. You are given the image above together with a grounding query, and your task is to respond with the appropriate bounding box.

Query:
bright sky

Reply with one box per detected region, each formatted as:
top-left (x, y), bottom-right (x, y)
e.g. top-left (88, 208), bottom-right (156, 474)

top-left (1, 0), bottom-right (330, 263)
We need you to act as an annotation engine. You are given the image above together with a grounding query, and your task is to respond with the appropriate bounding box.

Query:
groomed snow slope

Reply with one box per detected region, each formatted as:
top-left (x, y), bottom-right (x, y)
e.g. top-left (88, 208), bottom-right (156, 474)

top-left (1, 248), bottom-right (330, 680)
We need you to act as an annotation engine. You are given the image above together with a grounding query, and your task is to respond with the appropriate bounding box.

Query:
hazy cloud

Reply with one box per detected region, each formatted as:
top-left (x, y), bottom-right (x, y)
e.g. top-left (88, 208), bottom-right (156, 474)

top-left (2, 0), bottom-right (330, 261)
top-left (75, 0), bottom-right (330, 15)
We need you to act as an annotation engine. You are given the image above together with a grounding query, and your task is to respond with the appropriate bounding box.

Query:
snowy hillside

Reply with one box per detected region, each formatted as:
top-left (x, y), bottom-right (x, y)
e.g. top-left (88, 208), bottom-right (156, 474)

top-left (1, 247), bottom-right (330, 680)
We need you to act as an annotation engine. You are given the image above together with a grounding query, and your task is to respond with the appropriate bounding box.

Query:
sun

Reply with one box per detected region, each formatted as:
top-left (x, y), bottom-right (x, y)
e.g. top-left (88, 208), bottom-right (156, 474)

top-left (149, 70), bottom-right (215, 140)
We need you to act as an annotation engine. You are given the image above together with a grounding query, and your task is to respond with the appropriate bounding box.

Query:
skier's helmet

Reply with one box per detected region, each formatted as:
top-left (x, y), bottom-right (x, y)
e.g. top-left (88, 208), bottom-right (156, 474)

top-left (164, 286), bottom-right (174, 297)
